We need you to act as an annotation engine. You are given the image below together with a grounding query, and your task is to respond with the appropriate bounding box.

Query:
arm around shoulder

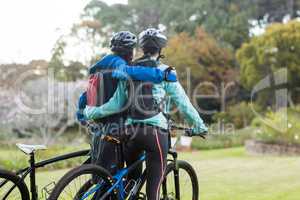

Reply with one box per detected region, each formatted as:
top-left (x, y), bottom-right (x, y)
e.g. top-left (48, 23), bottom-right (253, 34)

top-left (83, 81), bottom-right (127, 120)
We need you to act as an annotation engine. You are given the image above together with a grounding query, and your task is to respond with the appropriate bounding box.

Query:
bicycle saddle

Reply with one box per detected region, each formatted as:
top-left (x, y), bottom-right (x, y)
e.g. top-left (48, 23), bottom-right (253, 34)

top-left (16, 143), bottom-right (47, 154)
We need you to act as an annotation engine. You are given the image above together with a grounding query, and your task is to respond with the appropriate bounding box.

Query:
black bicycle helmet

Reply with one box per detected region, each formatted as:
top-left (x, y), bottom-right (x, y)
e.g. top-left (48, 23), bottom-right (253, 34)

top-left (110, 31), bottom-right (137, 53)
top-left (139, 28), bottom-right (167, 50)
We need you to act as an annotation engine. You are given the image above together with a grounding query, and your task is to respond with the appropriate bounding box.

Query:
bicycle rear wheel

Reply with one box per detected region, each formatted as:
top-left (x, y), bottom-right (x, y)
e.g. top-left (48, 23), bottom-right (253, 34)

top-left (161, 160), bottom-right (199, 200)
top-left (0, 169), bottom-right (29, 200)
top-left (48, 164), bottom-right (116, 200)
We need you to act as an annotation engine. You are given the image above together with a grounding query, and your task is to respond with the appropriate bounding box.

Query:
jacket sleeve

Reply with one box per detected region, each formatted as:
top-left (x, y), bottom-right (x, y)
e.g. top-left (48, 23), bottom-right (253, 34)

top-left (111, 58), bottom-right (166, 83)
top-left (164, 82), bottom-right (208, 134)
top-left (89, 56), bottom-right (177, 83)
top-left (83, 82), bottom-right (127, 120)
top-left (76, 92), bottom-right (87, 123)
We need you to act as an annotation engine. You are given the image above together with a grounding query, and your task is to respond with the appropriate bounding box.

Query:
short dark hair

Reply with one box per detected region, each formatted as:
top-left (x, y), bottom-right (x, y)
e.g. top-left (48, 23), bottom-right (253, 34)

top-left (113, 49), bottom-right (134, 62)
top-left (142, 46), bottom-right (160, 56)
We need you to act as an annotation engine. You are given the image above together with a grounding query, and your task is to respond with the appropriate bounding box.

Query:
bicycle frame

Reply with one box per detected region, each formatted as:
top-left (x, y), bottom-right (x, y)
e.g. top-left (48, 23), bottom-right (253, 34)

top-left (80, 154), bottom-right (145, 200)
top-left (3, 149), bottom-right (90, 200)
top-left (81, 149), bottom-right (179, 200)
top-left (77, 122), bottom-right (197, 200)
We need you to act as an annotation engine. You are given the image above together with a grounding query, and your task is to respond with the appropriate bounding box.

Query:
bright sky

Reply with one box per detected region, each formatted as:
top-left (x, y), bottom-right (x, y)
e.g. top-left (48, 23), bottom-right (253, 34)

top-left (0, 0), bottom-right (127, 64)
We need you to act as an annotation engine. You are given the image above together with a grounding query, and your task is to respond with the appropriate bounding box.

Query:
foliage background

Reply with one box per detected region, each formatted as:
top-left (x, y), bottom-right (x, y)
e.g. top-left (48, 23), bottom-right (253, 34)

top-left (0, 2), bottom-right (300, 200)
top-left (0, 0), bottom-right (299, 145)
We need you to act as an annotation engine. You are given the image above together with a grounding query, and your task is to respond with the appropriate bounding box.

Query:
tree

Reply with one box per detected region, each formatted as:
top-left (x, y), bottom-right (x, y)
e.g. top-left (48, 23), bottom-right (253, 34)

top-left (164, 27), bottom-right (235, 87)
top-left (236, 20), bottom-right (300, 106)
top-left (65, 61), bottom-right (86, 82)
top-left (0, 77), bottom-right (84, 144)
top-left (80, 0), bottom-right (254, 49)
top-left (167, 0), bottom-right (255, 49)
top-left (163, 28), bottom-right (238, 122)
top-left (48, 37), bottom-right (67, 80)
top-left (0, 61), bottom-right (48, 89)
top-left (254, 0), bottom-right (300, 24)
top-left (68, 0), bottom-right (300, 57)
top-left (48, 37), bottom-right (87, 81)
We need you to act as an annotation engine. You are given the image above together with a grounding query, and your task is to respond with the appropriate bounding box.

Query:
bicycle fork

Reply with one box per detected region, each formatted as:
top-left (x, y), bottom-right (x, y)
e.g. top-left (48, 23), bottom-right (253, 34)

top-left (162, 150), bottom-right (181, 200)
top-left (174, 152), bottom-right (181, 200)
top-left (174, 168), bottom-right (180, 200)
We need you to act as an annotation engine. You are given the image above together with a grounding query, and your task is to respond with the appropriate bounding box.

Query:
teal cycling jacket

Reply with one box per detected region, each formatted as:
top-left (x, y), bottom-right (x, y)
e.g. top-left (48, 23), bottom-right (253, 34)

top-left (84, 62), bottom-right (207, 135)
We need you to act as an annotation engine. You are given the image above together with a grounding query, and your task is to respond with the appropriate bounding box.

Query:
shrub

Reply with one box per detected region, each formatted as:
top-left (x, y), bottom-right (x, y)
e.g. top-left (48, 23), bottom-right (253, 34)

top-left (251, 106), bottom-right (300, 145)
top-left (192, 127), bottom-right (254, 150)
top-left (213, 102), bottom-right (262, 129)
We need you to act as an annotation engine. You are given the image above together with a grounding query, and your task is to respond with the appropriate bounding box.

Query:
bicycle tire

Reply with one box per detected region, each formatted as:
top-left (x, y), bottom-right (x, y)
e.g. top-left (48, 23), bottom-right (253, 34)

top-left (0, 169), bottom-right (30, 200)
top-left (48, 164), bottom-right (116, 200)
top-left (161, 160), bottom-right (199, 200)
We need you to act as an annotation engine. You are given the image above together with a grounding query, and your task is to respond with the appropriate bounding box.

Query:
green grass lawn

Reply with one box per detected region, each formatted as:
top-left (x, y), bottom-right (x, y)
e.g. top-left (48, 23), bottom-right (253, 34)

top-left (2, 147), bottom-right (300, 200)
top-left (179, 148), bottom-right (300, 200)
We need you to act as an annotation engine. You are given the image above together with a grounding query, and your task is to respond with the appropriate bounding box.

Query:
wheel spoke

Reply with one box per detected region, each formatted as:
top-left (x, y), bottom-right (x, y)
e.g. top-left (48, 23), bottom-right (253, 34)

top-left (49, 165), bottom-right (114, 200)
top-left (160, 161), bottom-right (198, 200)
top-left (0, 178), bottom-right (23, 200)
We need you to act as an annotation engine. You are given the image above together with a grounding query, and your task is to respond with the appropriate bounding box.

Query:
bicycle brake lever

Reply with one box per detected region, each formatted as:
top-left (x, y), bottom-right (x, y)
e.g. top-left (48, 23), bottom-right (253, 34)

top-left (199, 134), bottom-right (206, 139)
top-left (185, 129), bottom-right (207, 139)
top-left (184, 129), bottom-right (193, 137)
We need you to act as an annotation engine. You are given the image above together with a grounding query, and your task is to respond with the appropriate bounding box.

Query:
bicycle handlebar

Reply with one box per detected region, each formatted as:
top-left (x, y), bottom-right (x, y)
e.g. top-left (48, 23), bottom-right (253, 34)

top-left (169, 124), bottom-right (206, 139)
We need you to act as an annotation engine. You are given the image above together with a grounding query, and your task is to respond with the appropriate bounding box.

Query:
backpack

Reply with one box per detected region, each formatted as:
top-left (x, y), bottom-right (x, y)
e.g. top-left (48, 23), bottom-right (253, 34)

top-left (86, 70), bottom-right (125, 123)
top-left (127, 56), bottom-right (161, 120)
top-left (86, 73), bottom-right (103, 106)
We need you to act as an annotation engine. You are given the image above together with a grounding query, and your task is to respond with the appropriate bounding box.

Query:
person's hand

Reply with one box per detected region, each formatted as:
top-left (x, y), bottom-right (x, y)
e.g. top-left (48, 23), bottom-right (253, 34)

top-left (76, 91), bottom-right (87, 125)
top-left (191, 126), bottom-right (208, 138)
top-left (164, 67), bottom-right (177, 82)
top-left (76, 110), bottom-right (87, 126)
top-left (78, 92), bottom-right (87, 109)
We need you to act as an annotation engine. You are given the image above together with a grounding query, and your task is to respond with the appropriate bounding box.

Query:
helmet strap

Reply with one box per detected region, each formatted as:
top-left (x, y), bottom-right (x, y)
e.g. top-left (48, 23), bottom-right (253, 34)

top-left (157, 49), bottom-right (165, 61)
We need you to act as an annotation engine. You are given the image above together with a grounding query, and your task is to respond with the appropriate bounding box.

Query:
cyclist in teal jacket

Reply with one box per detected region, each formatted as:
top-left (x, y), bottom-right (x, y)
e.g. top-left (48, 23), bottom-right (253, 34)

top-left (77, 31), bottom-right (178, 179)
top-left (84, 28), bottom-right (207, 200)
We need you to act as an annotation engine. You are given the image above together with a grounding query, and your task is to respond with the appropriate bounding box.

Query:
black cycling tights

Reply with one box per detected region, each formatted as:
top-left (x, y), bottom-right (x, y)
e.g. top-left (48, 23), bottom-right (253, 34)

top-left (124, 125), bottom-right (169, 200)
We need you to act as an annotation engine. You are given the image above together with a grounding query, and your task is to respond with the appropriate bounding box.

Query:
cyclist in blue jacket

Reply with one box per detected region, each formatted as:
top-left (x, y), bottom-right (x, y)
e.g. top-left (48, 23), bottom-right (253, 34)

top-left (84, 28), bottom-right (207, 200)
top-left (76, 31), bottom-right (177, 123)
top-left (76, 31), bottom-right (178, 175)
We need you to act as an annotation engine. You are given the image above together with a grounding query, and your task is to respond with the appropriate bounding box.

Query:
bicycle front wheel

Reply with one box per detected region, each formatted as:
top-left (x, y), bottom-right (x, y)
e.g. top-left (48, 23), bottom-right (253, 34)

top-left (0, 169), bottom-right (30, 200)
top-left (48, 164), bottom-right (116, 200)
top-left (161, 160), bottom-right (199, 200)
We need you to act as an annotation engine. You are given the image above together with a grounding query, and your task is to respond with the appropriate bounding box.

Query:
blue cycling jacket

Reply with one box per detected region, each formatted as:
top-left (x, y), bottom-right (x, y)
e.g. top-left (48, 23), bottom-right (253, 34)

top-left (76, 54), bottom-right (177, 123)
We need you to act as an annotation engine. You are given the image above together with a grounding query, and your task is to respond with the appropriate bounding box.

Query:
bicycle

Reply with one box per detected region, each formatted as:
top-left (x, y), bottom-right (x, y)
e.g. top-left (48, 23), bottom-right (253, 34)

top-left (48, 124), bottom-right (205, 200)
top-left (0, 143), bottom-right (90, 200)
